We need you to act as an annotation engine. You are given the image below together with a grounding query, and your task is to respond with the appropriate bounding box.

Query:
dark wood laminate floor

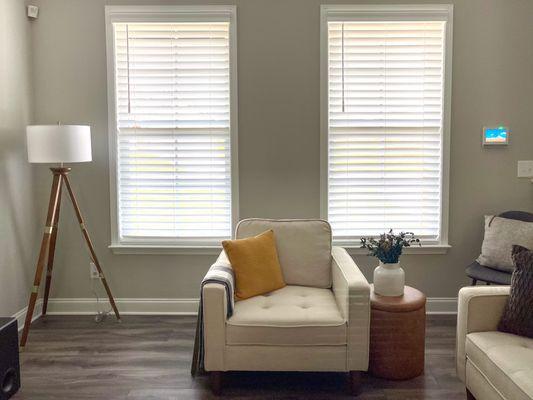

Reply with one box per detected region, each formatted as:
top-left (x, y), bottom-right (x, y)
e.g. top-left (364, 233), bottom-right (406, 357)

top-left (13, 315), bottom-right (465, 400)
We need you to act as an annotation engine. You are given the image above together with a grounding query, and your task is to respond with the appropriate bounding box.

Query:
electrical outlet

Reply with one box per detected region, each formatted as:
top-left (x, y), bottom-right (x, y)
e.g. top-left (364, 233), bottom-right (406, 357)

top-left (517, 160), bottom-right (533, 178)
top-left (89, 262), bottom-right (99, 279)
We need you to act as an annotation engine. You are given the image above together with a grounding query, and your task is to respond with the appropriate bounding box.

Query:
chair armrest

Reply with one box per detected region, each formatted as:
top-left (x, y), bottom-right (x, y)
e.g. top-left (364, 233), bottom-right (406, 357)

top-left (456, 286), bottom-right (510, 382)
top-left (202, 251), bottom-right (230, 371)
top-left (331, 246), bottom-right (371, 371)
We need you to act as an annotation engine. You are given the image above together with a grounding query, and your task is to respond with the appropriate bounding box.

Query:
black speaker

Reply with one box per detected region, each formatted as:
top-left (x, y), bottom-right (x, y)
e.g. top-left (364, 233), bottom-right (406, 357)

top-left (0, 318), bottom-right (20, 400)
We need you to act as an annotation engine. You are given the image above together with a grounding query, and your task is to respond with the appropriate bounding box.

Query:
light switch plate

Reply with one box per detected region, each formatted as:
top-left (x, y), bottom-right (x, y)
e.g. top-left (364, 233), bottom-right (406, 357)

top-left (27, 5), bottom-right (39, 19)
top-left (517, 160), bottom-right (533, 178)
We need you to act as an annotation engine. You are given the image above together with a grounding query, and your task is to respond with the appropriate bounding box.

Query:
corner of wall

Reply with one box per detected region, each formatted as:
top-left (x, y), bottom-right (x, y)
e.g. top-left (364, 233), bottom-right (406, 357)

top-left (0, 0), bottom-right (40, 318)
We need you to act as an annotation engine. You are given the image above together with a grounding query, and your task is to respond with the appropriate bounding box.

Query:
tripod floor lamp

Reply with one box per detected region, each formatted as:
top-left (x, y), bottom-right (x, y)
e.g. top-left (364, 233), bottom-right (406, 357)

top-left (21, 124), bottom-right (120, 348)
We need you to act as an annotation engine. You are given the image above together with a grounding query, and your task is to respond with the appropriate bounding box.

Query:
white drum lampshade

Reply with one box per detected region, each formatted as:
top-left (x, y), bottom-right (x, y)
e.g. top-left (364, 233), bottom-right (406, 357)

top-left (26, 125), bottom-right (92, 163)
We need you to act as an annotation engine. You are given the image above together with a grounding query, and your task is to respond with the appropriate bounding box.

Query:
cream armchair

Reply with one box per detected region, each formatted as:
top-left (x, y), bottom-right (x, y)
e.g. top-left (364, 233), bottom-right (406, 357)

top-left (203, 219), bottom-right (370, 394)
top-left (456, 286), bottom-right (533, 400)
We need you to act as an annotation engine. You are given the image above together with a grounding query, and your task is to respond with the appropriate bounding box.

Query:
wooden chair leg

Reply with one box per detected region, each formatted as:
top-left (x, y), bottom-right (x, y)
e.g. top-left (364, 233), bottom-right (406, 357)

top-left (349, 371), bottom-right (362, 396)
top-left (466, 388), bottom-right (476, 400)
top-left (210, 371), bottom-right (223, 395)
top-left (471, 278), bottom-right (477, 286)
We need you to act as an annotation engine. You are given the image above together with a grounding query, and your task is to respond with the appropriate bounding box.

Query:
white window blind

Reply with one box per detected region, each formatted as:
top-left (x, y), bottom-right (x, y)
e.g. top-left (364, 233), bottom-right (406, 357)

top-left (325, 16), bottom-right (449, 243)
top-left (112, 19), bottom-right (233, 244)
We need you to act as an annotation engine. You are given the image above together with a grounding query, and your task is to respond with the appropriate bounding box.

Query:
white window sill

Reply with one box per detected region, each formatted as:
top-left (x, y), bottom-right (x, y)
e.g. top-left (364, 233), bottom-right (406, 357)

top-left (108, 244), bottom-right (222, 255)
top-left (109, 243), bottom-right (450, 256)
top-left (340, 244), bottom-right (451, 256)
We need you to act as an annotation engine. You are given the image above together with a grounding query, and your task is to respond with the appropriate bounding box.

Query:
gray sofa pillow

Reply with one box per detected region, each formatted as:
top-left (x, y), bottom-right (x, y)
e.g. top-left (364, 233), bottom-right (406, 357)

top-left (477, 215), bottom-right (533, 272)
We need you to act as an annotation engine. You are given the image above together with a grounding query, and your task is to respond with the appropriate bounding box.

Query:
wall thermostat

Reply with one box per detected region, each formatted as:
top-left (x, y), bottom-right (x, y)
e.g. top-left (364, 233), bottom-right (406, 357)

top-left (482, 126), bottom-right (509, 146)
top-left (27, 5), bottom-right (39, 19)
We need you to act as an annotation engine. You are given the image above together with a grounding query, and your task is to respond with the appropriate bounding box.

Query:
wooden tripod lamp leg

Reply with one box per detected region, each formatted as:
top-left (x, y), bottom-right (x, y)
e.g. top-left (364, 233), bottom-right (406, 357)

top-left (63, 174), bottom-right (121, 321)
top-left (20, 173), bottom-right (63, 348)
top-left (42, 182), bottom-right (62, 315)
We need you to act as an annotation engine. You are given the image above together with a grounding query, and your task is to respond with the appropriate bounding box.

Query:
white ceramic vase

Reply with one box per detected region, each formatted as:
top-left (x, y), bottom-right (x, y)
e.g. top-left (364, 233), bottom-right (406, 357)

top-left (373, 261), bottom-right (405, 297)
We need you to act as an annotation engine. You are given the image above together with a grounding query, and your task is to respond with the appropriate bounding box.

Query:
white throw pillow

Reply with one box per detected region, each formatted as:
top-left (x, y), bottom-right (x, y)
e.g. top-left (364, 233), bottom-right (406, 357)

top-left (477, 215), bottom-right (533, 272)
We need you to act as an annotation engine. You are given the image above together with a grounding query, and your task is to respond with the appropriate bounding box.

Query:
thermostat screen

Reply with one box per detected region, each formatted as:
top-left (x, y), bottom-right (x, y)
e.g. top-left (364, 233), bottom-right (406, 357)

top-left (484, 127), bottom-right (508, 144)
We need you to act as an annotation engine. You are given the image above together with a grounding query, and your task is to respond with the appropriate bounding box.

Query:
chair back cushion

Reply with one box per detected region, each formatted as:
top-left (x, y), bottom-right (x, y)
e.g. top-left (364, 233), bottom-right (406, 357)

top-left (236, 219), bottom-right (332, 288)
top-left (498, 210), bottom-right (533, 222)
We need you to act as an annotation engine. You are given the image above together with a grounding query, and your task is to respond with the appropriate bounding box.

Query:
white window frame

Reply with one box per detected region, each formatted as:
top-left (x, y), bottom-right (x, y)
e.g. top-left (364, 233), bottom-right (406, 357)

top-left (320, 4), bottom-right (453, 254)
top-left (105, 5), bottom-right (239, 254)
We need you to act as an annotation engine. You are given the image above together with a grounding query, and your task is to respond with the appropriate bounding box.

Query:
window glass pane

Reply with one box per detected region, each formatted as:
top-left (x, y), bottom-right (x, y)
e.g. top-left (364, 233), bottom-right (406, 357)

top-left (113, 22), bottom-right (232, 241)
top-left (327, 20), bottom-right (446, 242)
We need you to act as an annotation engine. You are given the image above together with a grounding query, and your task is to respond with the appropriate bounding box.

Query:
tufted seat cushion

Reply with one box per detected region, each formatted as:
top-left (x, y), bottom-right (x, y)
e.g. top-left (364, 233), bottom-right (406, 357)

top-left (226, 285), bottom-right (346, 346)
top-left (466, 331), bottom-right (533, 400)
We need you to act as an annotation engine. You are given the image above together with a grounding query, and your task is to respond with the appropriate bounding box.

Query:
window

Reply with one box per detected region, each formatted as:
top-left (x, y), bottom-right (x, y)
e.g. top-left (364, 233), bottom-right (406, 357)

top-left (105, 6), bottom-right (238, 251)
top-left (320, 5), bottom-right (452, 247)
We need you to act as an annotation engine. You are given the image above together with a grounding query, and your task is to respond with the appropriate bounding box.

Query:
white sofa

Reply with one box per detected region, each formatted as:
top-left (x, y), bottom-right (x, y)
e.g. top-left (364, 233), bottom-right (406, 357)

top-left (457, 286), bottom-right (533, 400)
top-left (202, 219), bottom-right (371, 394)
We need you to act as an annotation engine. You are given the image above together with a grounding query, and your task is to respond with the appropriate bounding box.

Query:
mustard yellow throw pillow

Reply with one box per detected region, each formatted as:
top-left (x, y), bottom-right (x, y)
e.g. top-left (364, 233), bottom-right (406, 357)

top-left (222, 230), bottom-right (285, 301)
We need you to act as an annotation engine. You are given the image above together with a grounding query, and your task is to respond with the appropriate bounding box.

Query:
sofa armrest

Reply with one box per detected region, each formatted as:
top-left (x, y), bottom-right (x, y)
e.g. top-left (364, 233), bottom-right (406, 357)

top-left (456, 286), bottom-right (510, 382)
top-left (202, 251), bottom-right (230, 372)
top-left (331, 246), bottom-right (371, 371)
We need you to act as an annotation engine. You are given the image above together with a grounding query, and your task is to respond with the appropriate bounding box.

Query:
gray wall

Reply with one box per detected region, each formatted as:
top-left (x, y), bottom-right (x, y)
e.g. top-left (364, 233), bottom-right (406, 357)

top-left (0, 0), bottom-right (38, 316)
top-left (26, 0), bottom-right (533, 303)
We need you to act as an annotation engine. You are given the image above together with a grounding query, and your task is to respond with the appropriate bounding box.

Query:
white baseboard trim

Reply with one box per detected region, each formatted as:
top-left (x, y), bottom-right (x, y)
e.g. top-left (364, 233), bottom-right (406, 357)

top-left (12, 297), bottom-right (457, 321)
top-left (12, 299), bottom-right (44, 332)
top-left (45, 298), bottom-right (200, 315)
top-left (426, 297), bottom-right (457, 315)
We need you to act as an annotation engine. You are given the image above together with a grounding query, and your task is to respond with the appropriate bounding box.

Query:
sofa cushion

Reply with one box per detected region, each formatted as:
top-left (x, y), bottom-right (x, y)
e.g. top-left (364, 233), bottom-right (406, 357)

top-left (236, 219), bottom-right (332, 288)
top-left (226, 285), bottom-right (346, 345)
top-left (466, 331), bottom-right (533, 400)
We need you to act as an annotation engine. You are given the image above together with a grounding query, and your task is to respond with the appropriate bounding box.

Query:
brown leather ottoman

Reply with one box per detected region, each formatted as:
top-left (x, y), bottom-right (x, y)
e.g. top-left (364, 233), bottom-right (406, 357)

top-left (369, 285), bottom-right (426, 380)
